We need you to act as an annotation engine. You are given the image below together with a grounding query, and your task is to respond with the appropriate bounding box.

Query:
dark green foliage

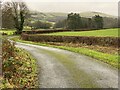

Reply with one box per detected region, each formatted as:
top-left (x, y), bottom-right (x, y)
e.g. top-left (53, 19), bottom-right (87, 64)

top-left (88, 18), bottom-right (92, 28)
top-left (54, 20), bottom-right (67, 28)
top-left (103, 17), bottom-right (118, 28)
top-left (93, 15), bottom-right (103, 29)
top-left (66, 13), bottom-right (82, 30)
top-left (59, 13), bottom-right (104, 30)
top-left (32, 21), bottom-right (52, 29)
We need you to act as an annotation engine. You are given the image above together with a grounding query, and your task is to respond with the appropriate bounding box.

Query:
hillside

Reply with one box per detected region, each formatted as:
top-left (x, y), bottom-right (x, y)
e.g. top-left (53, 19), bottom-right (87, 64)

top-left (80, 11), bottom-right (116, 18)
top-left (30, 11), bottom-right (116, 22)
top-left (30, 12), bottom-right (67, 22)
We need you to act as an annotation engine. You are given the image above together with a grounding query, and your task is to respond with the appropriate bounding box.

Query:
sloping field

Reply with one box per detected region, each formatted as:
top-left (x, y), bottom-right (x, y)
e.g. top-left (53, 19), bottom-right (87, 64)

top-left (44, 28), bottom-right (119, 37)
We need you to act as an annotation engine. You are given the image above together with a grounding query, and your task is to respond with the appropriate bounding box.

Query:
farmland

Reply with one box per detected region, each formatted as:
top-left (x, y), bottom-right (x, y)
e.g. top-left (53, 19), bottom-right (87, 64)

top-left (17, 28), bottom-right (119, 68)
top-left (1, 23), bottom-right (119, 88)
top-left (1, 0), bottom-right (119, 88)
top-left (44, 28), bottom-right (119, 37)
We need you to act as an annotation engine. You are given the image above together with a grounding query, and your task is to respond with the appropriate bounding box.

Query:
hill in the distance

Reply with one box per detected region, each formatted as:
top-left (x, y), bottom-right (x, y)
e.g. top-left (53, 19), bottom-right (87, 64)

top-left (30, 11), bottom-right (117, 22)
top-left (80, 11), bottom-right (116, 18)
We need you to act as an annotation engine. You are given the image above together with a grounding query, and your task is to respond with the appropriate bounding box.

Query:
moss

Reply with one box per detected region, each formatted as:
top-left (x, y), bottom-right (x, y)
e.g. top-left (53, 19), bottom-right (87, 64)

top-left (36, 48), bottom-right (99, 88)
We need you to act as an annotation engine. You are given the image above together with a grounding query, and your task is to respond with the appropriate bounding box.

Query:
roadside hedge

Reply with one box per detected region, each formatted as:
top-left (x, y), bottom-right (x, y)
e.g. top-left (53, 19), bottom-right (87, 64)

top-left (22, 28), bottom-right (98, 34)
top-left (21, 33), bottom-right (119, 48)
top-left (23, 29), bottom-right (70, 34)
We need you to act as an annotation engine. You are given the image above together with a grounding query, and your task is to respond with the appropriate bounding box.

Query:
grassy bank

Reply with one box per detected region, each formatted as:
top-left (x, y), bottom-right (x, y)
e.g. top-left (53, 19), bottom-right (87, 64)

top-left (54, 46), bottom-right (119, 68)
top-left (11, 36), bottom-right (119, 68)
top-left (44, 28), bottom-right (119, 37)
top-left (1, 39), bottom-right (38, 89)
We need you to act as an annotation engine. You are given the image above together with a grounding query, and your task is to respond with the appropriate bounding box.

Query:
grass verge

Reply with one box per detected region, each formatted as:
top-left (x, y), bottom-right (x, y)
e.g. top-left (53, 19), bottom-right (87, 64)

top-left (0, 39), bottom-right (38, 89)
top-left (11, 36), bottom-right (119, 68)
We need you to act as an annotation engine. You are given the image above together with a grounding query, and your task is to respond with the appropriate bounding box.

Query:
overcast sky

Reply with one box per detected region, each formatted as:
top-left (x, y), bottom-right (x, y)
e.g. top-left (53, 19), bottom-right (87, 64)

top-left (26, 1), bottom-right (118, 16)
top-left (2, 0), bottom-right (119, 16)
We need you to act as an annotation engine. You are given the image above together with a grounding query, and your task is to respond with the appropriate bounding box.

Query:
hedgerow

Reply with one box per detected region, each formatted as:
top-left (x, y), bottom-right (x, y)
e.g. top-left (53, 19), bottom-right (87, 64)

top-left (22, 29), bottom-right (94, 34)
top-left (21, 33), bottom-right (119, 48)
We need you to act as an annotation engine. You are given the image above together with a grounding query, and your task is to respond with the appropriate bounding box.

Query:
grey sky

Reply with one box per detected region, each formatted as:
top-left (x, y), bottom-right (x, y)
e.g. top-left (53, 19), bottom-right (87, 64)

top-left (2, 0), bottom-right (119, 16)
top-left (25, 1), bottom-right (118, 16)
top-left (3, 0), bottom-right (118, 16)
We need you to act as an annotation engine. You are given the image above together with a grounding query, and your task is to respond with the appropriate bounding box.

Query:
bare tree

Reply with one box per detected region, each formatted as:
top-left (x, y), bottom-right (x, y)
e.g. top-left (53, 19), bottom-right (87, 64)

top-left (3, 1), bottom-right (29, 34)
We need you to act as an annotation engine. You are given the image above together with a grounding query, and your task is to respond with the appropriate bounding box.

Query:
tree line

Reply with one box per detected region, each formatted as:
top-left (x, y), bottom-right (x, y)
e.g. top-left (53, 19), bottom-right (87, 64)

top-left (55, 13), bottom-right (104, 30)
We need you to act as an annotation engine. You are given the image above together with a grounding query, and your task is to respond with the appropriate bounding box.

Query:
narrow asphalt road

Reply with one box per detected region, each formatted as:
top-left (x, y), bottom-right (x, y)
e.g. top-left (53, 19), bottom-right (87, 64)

top-left (15, 42), bottom-right (118, 88)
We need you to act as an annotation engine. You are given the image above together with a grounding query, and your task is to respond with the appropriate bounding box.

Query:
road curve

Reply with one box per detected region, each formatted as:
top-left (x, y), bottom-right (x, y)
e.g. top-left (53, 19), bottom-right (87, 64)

top-left (15, 42), bottom-right (118, 88)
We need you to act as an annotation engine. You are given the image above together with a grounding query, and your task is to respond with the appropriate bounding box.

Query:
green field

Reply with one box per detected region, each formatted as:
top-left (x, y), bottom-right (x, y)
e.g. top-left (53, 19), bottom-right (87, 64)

top-left (0, 29), bottom-right (15, 35)
top-left (45, 28), bottom-right (119, 37)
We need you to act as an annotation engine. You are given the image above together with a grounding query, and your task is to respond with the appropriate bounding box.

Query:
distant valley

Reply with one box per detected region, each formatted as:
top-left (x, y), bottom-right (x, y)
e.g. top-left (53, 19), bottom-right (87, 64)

top-left (30, 11), bottom-right (117, 22)
top-left (30, 11), bottom-right (118, 28)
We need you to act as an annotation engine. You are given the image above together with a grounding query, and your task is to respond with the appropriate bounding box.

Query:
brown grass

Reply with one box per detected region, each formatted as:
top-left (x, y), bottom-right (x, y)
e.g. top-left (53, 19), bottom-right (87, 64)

top-left (44, 42), bottom-right (119, 55)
